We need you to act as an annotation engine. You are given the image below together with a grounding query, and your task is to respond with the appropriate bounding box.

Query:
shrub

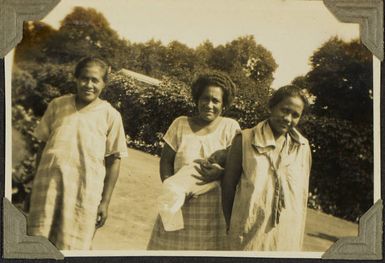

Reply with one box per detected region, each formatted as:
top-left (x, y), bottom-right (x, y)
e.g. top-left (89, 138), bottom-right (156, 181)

top-left (300, 115), bottom-right (373, 221)
top-left (12, 105), bottom-right (40, 210)
top-left (16, 62), bottom-right (76, 116)
top-left (103, 73), bottom-right (194, 155)
top-left (11, 63), bottom-right (373, 222)
top-left (226, 94), bottom-right (269, 129)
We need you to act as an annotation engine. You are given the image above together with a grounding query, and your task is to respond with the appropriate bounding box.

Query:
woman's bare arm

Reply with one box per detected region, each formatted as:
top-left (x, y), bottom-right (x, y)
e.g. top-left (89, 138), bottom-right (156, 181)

top-left (159, 143), bottom-right (176, 182)
top-left (221, 134), bottom-right (243, 229)
top-left (96, 155), bottom-right (121, 228)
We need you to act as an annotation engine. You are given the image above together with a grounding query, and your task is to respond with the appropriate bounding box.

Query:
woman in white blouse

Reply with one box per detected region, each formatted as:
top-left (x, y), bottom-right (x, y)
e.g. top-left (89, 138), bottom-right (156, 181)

top-left (147, 72), bottom-right (240, 250)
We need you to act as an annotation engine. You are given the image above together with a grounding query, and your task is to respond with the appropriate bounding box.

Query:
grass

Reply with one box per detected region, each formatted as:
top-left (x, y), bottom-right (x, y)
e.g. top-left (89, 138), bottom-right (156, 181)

top-left (92, 148), bottom-right (358, 251)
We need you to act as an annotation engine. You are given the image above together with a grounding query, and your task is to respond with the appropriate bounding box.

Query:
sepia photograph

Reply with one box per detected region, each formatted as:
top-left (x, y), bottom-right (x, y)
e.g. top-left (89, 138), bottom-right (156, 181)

top-left (4, 0), bottom-right (381, 258)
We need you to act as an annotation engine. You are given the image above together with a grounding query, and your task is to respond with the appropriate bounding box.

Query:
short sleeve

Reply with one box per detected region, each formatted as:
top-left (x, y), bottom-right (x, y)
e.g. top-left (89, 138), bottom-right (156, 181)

top-left (105, 110), bottom-right (128, 158)
top-left (163, 117), bottom-right (182, 152)
top-left (33, 100), bottom-right (55, 142)
top-left (225, 119), bottom-right (241, 147)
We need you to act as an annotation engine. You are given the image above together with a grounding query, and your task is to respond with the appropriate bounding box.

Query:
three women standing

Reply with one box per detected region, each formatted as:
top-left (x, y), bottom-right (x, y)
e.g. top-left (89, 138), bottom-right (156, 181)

top-left (27, 58), bottom-right (311, 251)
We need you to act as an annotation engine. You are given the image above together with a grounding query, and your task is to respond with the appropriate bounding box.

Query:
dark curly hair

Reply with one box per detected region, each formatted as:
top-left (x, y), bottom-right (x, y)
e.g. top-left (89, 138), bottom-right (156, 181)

top-left (191, 71), bottom-right (236, 109)
top-left (74, 56), bottom-right (110, 83)
top-left (268, 84), bottom-right (309, 112)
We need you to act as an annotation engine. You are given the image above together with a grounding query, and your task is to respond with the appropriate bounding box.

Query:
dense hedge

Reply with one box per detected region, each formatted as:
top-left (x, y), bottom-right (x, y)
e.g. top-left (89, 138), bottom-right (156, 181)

top-left (12, 64), bottom-right (373, 222)
top-left (102, 73), bottom-right (195, 155)
top-left (299, 116), bottom-right (373, 221)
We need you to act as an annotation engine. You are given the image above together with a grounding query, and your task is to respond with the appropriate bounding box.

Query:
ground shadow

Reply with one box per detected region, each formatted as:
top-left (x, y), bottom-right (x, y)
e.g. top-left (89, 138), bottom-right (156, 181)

top-left (307, 232), bottom-right (339, 242)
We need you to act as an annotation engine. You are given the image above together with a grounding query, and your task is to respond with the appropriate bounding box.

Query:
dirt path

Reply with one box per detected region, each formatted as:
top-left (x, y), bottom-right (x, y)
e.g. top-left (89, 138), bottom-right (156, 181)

top-left (93, 148), bottom-right (358, 251)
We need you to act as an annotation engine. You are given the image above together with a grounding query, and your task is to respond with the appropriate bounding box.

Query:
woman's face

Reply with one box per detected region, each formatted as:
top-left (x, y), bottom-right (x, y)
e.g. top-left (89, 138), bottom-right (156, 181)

top-left (76, 65), bottom-right (106, 104)
top-left (197, 85), bottom-right (224, 123)
top-left (269, 95), bottom-right (304, 137)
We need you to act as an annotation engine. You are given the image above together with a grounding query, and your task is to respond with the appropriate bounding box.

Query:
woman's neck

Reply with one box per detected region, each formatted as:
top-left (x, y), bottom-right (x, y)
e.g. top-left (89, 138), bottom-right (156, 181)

top-left (268, 119), bottom-right (285, 140)
top-left (192, 115), bottom-right (222, 127)
top-left (75, 95), bottom-right (96, 111)
top-left (192, 115), bottom-right (211, 125)
top-left (189, 115), bottom-right (222, 135)
top-left (272, 131), bottom-right (285, 140)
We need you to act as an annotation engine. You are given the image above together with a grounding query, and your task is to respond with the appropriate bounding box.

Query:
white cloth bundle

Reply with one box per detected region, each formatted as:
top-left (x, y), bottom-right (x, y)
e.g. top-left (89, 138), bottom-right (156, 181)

top-left (158, 163), bottom-right (220, 231)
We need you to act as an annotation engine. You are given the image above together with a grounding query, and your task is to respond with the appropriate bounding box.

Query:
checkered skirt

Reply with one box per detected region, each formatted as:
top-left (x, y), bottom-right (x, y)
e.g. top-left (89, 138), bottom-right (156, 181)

top-left (147, 186), bottom-right (228, 250)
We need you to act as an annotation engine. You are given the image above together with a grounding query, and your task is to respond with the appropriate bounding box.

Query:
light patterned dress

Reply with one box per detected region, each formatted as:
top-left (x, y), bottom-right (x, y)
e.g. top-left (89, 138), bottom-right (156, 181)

top-left (27, 94), bottom-right (128, 250)
top-left (147, 116), bottom-right (240, 250)
top-left (229, 120), bottom-right (312, 251)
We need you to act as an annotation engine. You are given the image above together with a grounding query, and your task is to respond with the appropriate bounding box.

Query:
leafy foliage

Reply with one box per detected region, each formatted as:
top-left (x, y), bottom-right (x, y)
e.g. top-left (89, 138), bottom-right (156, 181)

top-left (42, 7), bottom-right (131, 69)
top-left (102, 72), bottom-right (194, 154)
top-left (206, 36), bottom-right (277, 101)
top-left (306, 38), bottom-right (373, 123)
top-left (14, 21), bottom-right (57, 63)
top-left (300, 115), bottom-right (373, 221)
top-left (17, 7), bottom-right (278, 101)
top-left (14, 62), bottom-right (76, 116)
top-left (11, 105), bottom-right (40, 210)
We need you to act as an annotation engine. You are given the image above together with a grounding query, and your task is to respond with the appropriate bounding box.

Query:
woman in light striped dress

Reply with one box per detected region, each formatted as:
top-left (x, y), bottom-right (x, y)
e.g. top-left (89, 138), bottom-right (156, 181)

top-left (147, 72), bottom-right (240, 250)
top-left (27, 57), bottom-right (128, 250)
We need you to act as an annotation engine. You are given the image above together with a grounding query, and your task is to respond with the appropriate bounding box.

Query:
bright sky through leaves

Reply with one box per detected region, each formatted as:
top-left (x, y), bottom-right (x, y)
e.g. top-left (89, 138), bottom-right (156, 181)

top-left (42, 0), bottom-right (359, 89)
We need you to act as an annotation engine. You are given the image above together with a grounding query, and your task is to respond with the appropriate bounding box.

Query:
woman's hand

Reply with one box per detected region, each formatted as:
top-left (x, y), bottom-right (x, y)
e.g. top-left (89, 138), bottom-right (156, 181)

top-left (185, 191), bottom-right (197, 201)
top-left (193, 161), bottom-right (224, 185)
top-left (95, 202), bottom-right (109, 229)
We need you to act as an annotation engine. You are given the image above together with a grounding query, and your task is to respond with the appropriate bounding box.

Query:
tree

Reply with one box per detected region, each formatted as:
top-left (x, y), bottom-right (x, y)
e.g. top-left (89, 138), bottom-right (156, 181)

top-left (119, 41), bottom-right (143, 72)
top-left (11, 66), bottom-right (37, 106)
top-left (195, 40), bottom-right (215, 69)
top-left (161, 41), bottom-right (204, 84)
top-left (306, 37), bottom-right (372, 123)
top-left (135, 39), bottom-right (167, 78)
top-left (291, 76), bottom-right (311, 90)
top-left (207, 36), bottom-right (277, 102)
top-left (300, 115), bottom-right (373, 221)
top-left (15, 62), bottom-right (76, 116)
top-left (43, 7), bottom-right (130, 68)
top-left (14, 21), bottom-right (57, 63)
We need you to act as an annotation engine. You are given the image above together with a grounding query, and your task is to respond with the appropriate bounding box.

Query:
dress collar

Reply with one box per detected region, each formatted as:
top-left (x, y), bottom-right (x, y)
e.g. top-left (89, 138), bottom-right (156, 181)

top-left (251, 120), bottom-right (306, 153)
top-left (72, 94), bottom-right (105, 112)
